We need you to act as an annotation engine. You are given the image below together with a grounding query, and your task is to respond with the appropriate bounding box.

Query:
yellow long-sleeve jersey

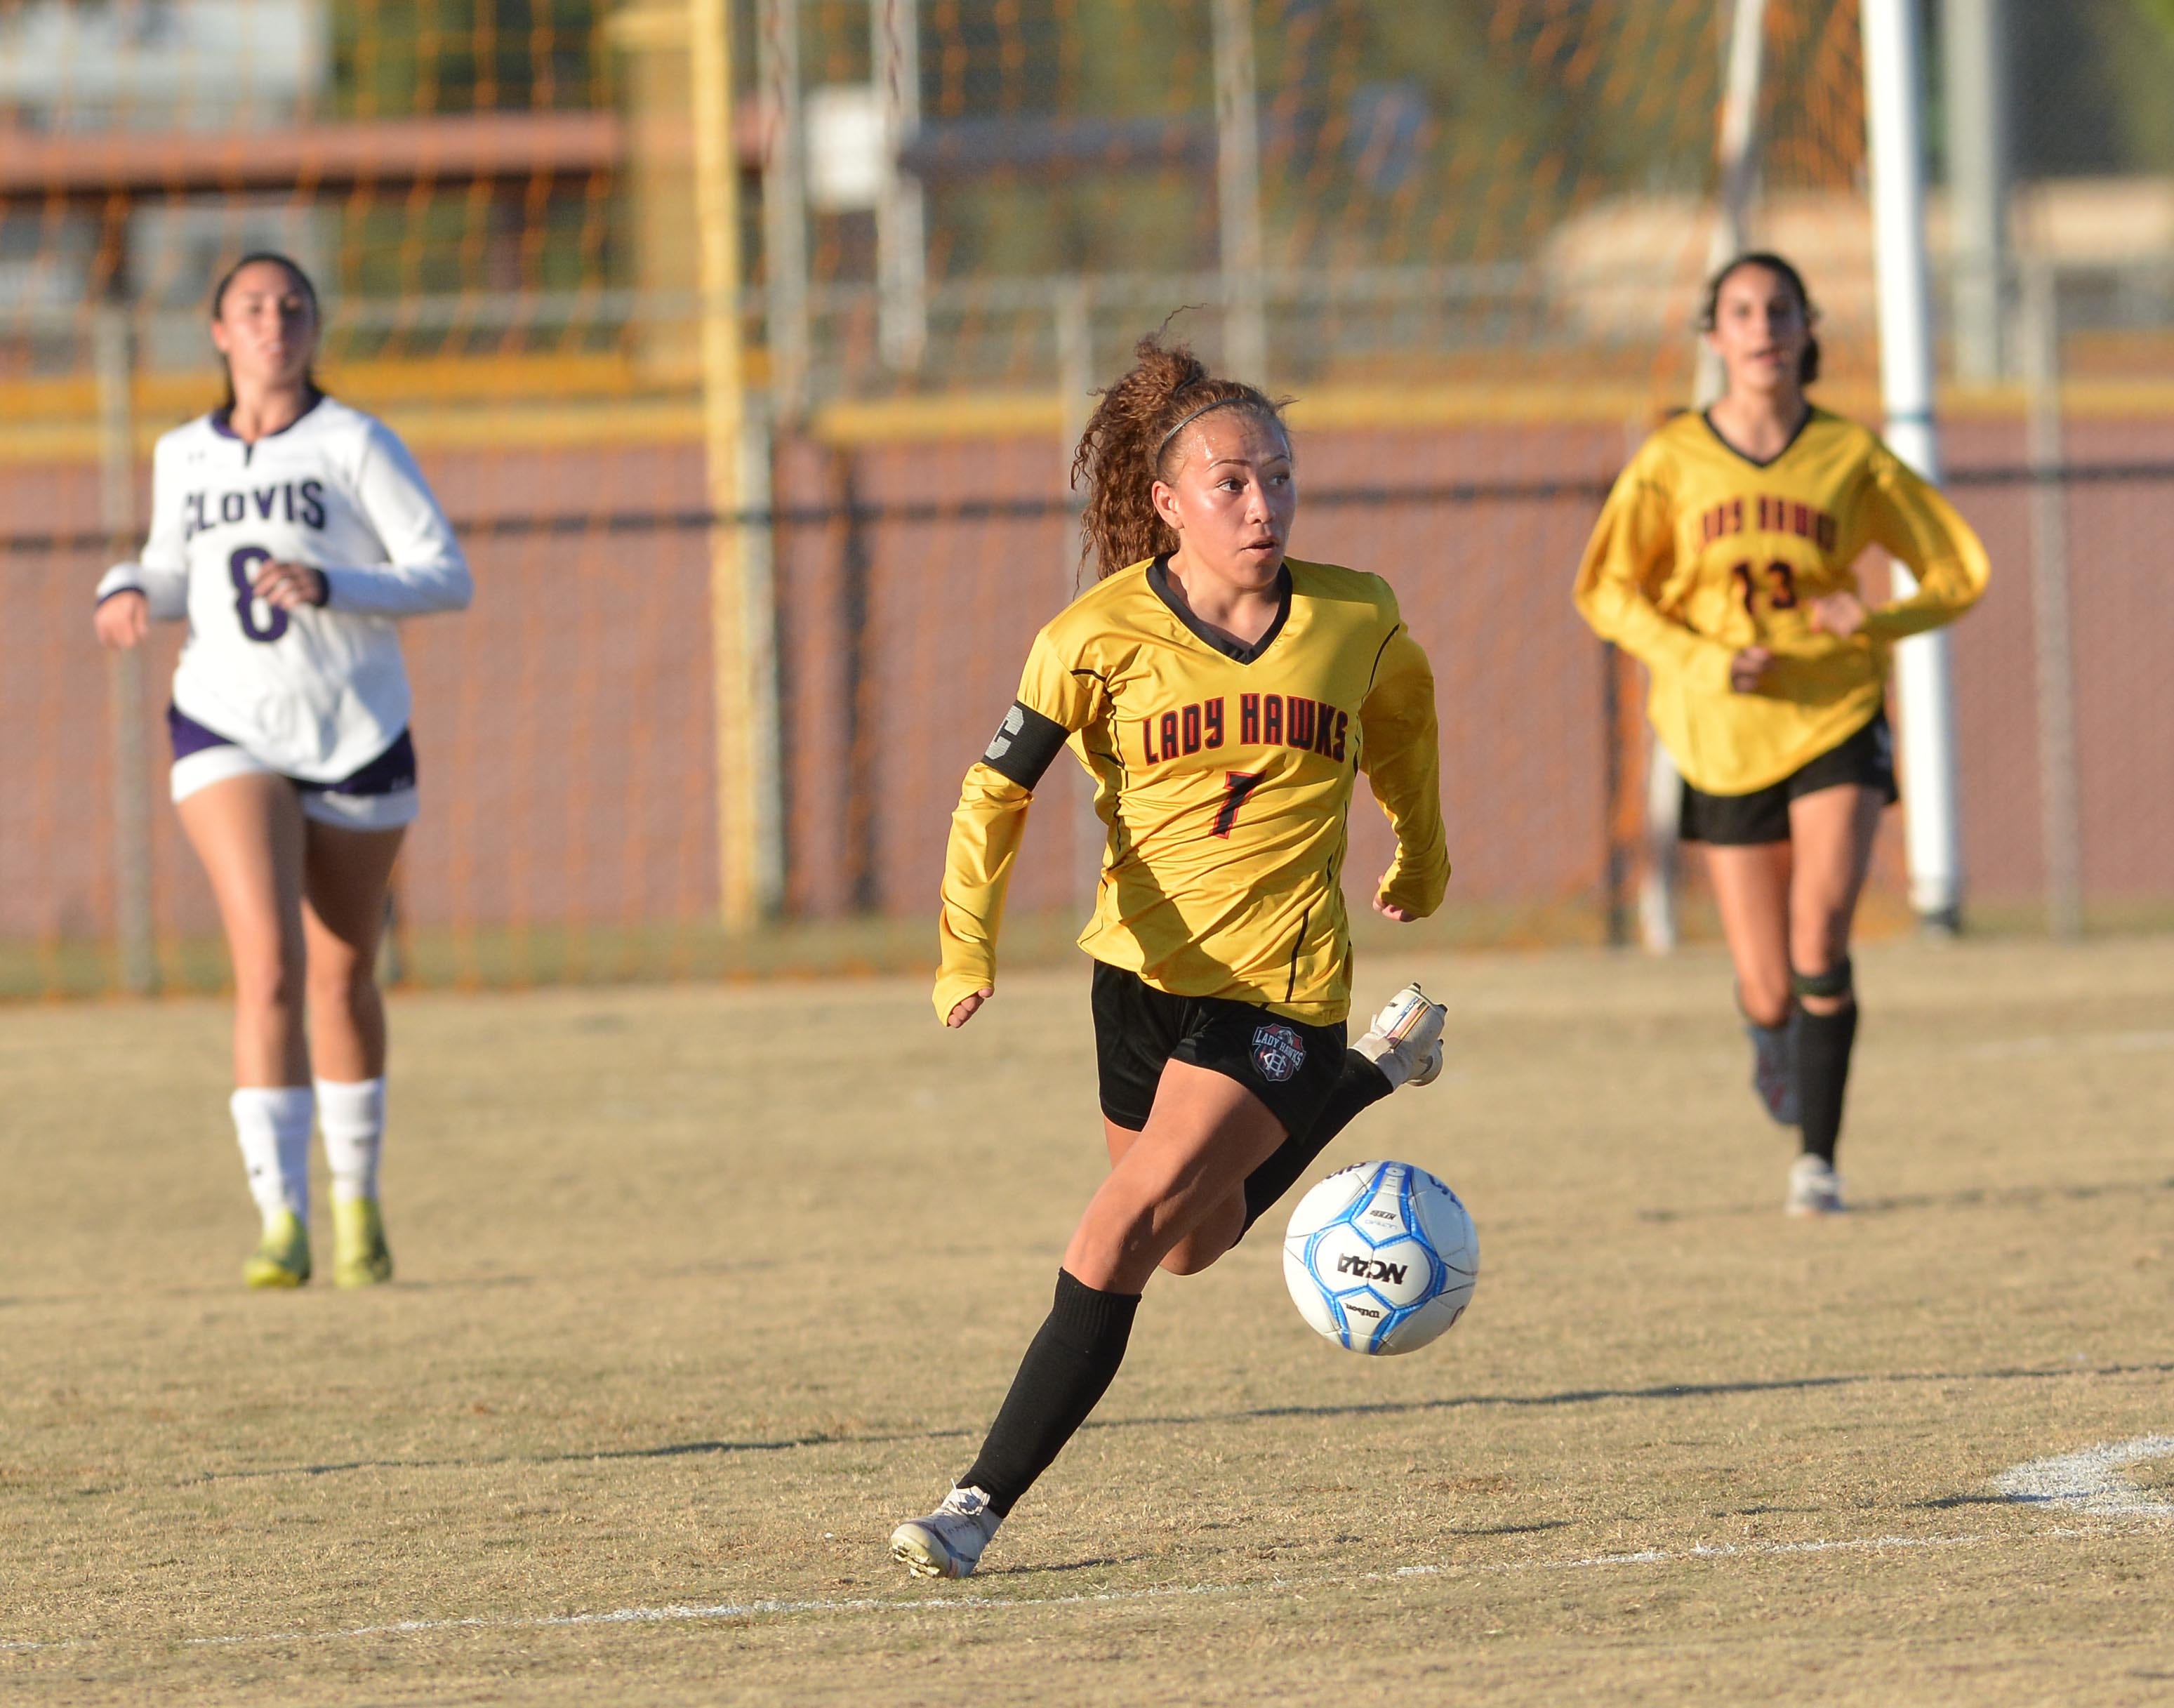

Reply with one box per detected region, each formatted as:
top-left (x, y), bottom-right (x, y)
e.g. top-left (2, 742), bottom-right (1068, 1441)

top-left (935, 556), bottom-right (1449, 1027)
top-left (1573, 407), bottom-right (1989, 795)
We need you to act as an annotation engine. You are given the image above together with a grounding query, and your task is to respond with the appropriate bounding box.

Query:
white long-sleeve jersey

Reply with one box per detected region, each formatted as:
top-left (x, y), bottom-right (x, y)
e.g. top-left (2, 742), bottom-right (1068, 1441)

top-left (95, 396), bottom-right (472, 783)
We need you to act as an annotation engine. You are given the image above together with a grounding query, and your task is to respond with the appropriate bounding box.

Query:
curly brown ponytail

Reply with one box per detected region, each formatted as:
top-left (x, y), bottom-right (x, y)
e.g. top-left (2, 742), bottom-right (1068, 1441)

top-left (1070, 331), bottom-right (1287, 580)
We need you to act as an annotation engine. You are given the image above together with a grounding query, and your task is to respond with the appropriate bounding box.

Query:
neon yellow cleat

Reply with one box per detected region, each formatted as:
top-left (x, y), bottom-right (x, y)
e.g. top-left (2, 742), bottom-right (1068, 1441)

top-left (244, 1210), bottom-right (312, 1289)
top-left (333, 1197), bottom-right (394, 1287)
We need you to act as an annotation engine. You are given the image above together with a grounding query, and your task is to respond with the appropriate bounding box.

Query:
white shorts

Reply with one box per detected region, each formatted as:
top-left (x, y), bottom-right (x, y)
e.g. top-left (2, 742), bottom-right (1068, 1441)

top-left (168, 711), bottom-right (420, 832)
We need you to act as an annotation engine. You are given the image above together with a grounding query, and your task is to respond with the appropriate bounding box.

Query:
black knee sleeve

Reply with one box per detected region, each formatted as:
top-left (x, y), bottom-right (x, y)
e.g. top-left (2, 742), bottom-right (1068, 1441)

top-left (1791, 957), bottom-right (1854, 1003)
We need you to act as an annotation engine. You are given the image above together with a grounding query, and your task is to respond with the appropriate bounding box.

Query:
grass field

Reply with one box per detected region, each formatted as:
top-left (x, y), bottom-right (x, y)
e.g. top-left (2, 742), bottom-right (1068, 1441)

top-left (5, 934), bottom-right (2173, 1704)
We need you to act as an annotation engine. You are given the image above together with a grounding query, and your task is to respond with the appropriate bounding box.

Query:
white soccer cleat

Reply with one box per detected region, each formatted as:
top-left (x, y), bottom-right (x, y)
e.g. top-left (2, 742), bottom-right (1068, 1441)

top-left (1785, 1155), bottom-right (1846, 1217)
top-left (890, 1485), bottom-right (1002, 1579)
top-left (1745, 1017), bottom-right (1801, 1127)
top-left (1354, 982), bottom-right (1447, 1090)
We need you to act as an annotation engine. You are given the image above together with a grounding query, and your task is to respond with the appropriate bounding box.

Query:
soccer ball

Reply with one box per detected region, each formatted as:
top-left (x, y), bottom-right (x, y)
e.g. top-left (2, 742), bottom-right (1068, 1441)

top-left (1282, 1161), bottom-right (1478, 1355)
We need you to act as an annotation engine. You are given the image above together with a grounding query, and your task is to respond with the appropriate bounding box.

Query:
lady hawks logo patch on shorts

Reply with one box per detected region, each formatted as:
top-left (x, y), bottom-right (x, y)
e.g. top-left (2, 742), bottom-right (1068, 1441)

top-left (1251, 1023), bottom-right (1307, 1083)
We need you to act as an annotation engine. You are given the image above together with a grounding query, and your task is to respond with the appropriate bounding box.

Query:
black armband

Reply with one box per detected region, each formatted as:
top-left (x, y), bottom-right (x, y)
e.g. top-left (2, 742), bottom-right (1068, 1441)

top-left (981, 700), bottom-right (1069, 790)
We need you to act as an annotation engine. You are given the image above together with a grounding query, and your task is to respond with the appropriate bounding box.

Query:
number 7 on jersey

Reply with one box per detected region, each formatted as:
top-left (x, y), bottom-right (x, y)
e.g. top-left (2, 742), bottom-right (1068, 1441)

top-left (1214, 770), bottom-right (1268, 838)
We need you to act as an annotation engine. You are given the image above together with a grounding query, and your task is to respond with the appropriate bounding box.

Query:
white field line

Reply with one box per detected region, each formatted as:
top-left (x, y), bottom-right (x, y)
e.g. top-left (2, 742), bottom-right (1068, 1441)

top-left (1989, 1435), bottom-right (2174, 1518)
top-left (0, 1519), bottom-right (2146, 1657)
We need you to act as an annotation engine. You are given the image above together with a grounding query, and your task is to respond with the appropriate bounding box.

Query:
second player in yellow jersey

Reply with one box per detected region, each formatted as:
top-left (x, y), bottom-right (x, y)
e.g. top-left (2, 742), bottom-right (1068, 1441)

top-left (1572, 252), bottom-right (1988, 1221)
top-left (1575, 404), bottom-right (1988, 797)
top-left (937, 553), bottom-right (1445, 1026)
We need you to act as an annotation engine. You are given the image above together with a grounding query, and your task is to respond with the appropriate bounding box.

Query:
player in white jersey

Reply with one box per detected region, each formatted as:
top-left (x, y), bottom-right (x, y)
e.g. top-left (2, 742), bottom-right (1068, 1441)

top-left (92, 253), bottom-right (472, 1289)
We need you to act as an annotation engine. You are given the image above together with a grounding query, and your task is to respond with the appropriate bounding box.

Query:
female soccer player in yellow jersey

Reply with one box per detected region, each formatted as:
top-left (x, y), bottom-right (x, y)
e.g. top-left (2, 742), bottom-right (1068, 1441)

top-left (889, 335), bottom-right (1452, 1579)
top-left (1575, 253), bottom-right (1988, 1216)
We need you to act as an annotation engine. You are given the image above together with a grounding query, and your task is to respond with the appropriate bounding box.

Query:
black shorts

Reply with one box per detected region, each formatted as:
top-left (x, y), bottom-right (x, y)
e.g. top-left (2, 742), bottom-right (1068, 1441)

top-left (1679, 710), bottom-right (1900, 847)
top-left (1091, 960), bottom-right (1347, 1137)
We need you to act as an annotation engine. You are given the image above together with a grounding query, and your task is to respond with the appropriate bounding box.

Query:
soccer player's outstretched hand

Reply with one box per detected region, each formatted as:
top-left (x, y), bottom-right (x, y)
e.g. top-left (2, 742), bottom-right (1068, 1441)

top-left (948, 988), bottom-right (993, 1028)
top-left (93, 590), bottom-right (148, 649)
top-left (1808, 589), bottom-right (1867, 639)
top-left (1728, 645), bottom-right (1773, 694)
top-left (1374, 895), bottom-right (1415, 923)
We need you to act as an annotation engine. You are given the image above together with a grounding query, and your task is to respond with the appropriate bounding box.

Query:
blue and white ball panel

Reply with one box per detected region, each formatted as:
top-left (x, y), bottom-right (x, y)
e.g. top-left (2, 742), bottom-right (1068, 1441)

top-left (1282, 1161), bottom-right (1479, 1356)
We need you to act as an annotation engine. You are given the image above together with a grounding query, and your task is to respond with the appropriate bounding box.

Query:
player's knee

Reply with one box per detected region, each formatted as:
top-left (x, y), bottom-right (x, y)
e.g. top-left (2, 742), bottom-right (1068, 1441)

top-left (1739, 974), bottom-right (1792, 1029)
top-left (1068, 1193), bottom-right (1161, 1283)
top-left (307, 946), bottom-right (378, 1012)
top-left (1158, 1231), bottom-right (1231, 1278)
top-left (232, 949), bottom-right (303, 1016)
top-left (1158, 1194), bottom-right (1243, 1277)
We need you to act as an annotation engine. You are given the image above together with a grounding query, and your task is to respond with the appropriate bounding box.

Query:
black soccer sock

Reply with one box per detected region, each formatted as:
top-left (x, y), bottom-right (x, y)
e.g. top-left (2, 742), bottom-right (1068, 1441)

top-left (1796, 1002), bottom-right (1859, 1165)
top-left (1238, 1051), bottom-right (1393, 1236)
top-left (959, 1269), bottom-right (1141, 1517)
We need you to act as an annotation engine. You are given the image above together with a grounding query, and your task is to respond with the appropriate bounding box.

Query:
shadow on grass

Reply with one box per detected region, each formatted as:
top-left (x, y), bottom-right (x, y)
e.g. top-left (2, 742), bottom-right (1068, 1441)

top-left (1636, 1174), bottom-right (2174, 1225)
top-left (153, 1358), bottom-right (2174, 1492)
top-left (978, 1555), bottom-right (1144, 1578)
top-left (167, 1425), bottom-right (978, 1488)
top-left (1105, 1360), bottom-right (2174, 1435)
top-left (0, 1271), bottom-right (548, 1310)
top-left (1, 1250), bottom-right (1006, 1309)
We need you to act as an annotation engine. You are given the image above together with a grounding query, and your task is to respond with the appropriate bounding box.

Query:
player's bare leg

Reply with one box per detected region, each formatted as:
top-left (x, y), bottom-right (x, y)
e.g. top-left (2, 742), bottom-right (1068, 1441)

top-left (1068, 1062), bottom-right (1287, 1292)
top-left (1781, 783), bottom-right (1885, 1214)
top-left (178, 774), bottom-right (314, 1284)
top-left (1786, 783), bottom-right (1883, 991)
top-left (302, 821), bottom-right (404, 1081)
top-left (1100, 1116), bottom-right (1250, 1279)
top-left (303, 819), bottom-right (406, 1284)
top-left (180, 774), bottom-right (312, 1087)
top-left (1705, 838), bottom-right (1801, 1125)
top-left (1706, 839), bottom-right (1794, 1026)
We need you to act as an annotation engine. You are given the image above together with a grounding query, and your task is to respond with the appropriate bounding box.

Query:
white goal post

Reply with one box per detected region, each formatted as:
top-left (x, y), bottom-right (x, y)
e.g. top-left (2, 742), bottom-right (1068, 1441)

top-left (1863, 0), bottom-right (1968, 932)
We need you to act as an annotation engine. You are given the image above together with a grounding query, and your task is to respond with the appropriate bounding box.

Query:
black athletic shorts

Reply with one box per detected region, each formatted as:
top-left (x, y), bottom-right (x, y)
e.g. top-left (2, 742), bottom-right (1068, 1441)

top-left (1090, 960), bottom-right (1347, 1138)
top-left (1678, 710), bottom-right (1900, 847)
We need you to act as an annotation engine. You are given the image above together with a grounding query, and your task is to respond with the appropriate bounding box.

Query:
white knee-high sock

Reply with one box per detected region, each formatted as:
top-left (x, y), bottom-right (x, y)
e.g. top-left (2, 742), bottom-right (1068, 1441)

top-left (232, 1087), bottom-right (314, 1227)
top-left (317, 1078), bottom-right (386, 1204)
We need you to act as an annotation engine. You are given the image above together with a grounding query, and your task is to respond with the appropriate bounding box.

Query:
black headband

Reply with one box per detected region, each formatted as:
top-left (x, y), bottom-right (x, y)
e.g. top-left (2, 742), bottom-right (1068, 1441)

top-left (1155, 396), bottom-right (1248, 460)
